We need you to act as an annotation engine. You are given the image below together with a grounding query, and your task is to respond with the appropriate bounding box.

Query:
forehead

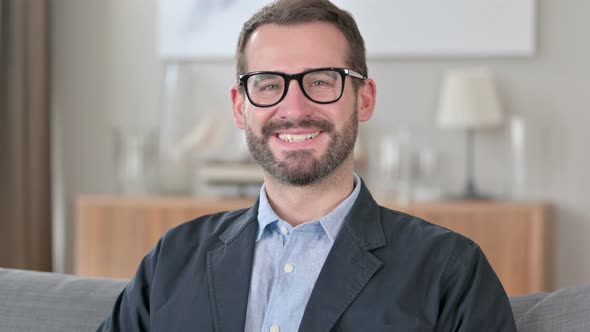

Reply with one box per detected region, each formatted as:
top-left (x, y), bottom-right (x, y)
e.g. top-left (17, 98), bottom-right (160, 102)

top-left (244, 22), bottom-right (349, 73)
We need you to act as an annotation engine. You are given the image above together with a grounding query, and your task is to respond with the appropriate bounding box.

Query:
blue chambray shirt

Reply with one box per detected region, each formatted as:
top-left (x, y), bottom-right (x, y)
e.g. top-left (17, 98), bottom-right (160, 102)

top-left (244, 174), bottom-right (361, 332)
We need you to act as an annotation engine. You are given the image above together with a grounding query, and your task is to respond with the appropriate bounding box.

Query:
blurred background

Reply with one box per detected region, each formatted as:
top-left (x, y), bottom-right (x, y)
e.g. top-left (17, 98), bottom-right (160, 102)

top-left (2, 0), bottom-right (589, 294)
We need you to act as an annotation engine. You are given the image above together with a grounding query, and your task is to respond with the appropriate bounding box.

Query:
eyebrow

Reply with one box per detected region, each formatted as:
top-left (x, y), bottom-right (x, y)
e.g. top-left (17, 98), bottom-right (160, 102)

top-left (250, 73), bottom-right (281, 86)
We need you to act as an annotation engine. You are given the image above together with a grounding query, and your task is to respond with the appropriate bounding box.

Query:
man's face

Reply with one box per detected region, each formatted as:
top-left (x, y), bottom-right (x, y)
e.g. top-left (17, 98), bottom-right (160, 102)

top-left (231, 22), bottom-right (375, 185)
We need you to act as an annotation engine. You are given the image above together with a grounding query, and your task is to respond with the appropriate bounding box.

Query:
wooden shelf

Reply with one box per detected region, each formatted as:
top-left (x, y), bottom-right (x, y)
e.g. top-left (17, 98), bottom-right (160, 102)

top-left (75, 196), bottom-right (553, 296)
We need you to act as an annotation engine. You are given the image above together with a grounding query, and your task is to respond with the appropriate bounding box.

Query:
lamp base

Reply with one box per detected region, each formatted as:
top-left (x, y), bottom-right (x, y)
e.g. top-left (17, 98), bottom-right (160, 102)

top-left (446, 191), bottom-right (494, 201)
top-left (447, 180), bottom-right (494, 201)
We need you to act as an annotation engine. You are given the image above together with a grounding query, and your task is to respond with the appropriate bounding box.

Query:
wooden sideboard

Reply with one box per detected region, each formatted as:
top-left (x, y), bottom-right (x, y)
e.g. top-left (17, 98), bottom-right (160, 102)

top-left (75, 196), bottom-right (553, 296)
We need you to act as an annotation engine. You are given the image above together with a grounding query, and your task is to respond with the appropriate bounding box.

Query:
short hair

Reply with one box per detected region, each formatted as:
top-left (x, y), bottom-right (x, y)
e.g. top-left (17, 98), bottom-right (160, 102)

top-left (235, 0), bottom-right (367, 90)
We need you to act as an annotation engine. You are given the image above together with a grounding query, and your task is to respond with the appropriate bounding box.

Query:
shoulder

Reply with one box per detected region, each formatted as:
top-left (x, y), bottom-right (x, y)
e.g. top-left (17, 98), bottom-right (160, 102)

top-left (378, 205), bottom-right (474, 248)
top-left (158, 207), bottom-right (253, 249)
top-left (138, 206), bottom-right (254, 268)
top-left (376, 205), bottom-right (480, 271)
top-left (164, 207), bottom-right (251, 237)
top-left (133, 206), bottom-right (256, 283)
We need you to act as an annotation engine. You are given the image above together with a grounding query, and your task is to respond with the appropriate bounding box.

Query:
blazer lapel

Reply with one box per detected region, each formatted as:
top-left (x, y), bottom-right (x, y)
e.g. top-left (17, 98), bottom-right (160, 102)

top-left (207, 203), bottom-right (259, 332)
top-left (299, 183), bottom-right (386, 331)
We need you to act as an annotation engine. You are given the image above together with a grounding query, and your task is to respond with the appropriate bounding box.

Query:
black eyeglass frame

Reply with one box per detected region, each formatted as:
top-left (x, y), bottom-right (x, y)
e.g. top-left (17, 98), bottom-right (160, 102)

top-left (238, 67), bottom-right (366, 107)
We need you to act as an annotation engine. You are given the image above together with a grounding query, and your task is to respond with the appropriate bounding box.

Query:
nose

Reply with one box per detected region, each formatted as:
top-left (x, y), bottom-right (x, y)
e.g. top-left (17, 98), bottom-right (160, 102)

top-left (275, 79), bottom-right (314, 119)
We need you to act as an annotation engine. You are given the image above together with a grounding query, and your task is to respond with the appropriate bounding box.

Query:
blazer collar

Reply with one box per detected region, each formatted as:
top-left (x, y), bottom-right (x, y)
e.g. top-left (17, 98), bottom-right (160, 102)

top-left (218, 198), bottom-right (259, 244)
top-left (208, 200), bottom-right (259, 331)
top-left (299, 180), bottom-right (386, 331)
top-left (340, 179), bottom-right (386, 250)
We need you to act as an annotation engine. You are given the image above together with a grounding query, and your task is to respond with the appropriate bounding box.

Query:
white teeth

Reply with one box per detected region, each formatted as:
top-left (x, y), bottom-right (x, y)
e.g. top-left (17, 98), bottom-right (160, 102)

top-left (278, 132), bottom-right (320, 143)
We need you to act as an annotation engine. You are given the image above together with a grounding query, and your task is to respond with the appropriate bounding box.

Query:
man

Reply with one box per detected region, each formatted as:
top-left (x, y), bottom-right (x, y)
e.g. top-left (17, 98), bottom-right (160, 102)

top-left (99, 0), bottom-right (517, 331)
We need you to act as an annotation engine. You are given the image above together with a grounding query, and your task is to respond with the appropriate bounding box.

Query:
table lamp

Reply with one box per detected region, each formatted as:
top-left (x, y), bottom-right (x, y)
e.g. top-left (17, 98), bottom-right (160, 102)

top-left (437, 67), bottom-right (503, 199)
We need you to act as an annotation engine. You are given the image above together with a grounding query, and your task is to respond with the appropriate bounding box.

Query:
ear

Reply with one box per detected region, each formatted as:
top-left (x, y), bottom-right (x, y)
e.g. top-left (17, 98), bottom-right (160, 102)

top-left (231, 85), bottom-right (246, 129)
top-left (357, 79), bottom-right (376, 122)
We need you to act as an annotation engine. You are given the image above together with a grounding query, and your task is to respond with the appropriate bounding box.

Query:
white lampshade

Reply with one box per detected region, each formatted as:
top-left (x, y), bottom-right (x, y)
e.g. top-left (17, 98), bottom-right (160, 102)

top-left (437, 68), bottom-right (503, 129)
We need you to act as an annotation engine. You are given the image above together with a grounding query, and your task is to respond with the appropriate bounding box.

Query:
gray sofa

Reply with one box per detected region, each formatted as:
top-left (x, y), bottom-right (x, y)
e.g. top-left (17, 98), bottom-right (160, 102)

top-left (1, 268), bottom-right (589, 331)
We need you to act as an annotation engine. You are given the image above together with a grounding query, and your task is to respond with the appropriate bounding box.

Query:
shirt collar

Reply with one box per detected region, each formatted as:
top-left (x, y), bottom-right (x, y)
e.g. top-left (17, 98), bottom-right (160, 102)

top-left (256, 174), bottom-right (362, 242)
top-left (256, 186), bottom-right (282, 241)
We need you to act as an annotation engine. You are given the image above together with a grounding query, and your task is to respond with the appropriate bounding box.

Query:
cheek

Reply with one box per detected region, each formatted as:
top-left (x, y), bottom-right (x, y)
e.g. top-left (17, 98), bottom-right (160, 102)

top-left (330, 98), bottom-right (357, 127)
top-left (243, 107), bottom-right (269, 131)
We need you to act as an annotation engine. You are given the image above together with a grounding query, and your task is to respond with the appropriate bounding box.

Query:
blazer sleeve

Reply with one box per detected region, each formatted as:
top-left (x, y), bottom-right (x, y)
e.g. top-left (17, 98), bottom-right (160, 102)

top-left (96, 238), bottom-right (162, 332)
top-left (435, 240), bottom-right (517, 331)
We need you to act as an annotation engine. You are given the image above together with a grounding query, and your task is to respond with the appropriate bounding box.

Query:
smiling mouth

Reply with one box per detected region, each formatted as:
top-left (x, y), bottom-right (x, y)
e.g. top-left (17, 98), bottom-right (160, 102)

top-left (277, 132), bottom-right (321, 143)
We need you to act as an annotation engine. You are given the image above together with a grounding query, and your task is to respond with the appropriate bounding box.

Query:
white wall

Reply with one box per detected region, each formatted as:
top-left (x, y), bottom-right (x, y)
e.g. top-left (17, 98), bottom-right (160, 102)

top-left (51, 0), bottom-right (162, 272)
top-left (52, 0), bottom-right (590, 289)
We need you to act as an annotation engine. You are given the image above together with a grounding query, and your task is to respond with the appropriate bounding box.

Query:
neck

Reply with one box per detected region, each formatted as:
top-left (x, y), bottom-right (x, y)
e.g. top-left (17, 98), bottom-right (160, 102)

top-left (263, 159), bottom-right (356, 226)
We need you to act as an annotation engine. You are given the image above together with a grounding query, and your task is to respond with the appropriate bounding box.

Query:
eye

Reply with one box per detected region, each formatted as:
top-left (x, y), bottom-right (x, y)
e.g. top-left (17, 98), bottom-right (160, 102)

top-left (249, 74), bottom-right (284, 93)
top-left (311, 80), bottom-right (328, 87)
top-left (261, 84), bottom-right (281, 91)
top-left (305, 70), bottom-right (339, 89)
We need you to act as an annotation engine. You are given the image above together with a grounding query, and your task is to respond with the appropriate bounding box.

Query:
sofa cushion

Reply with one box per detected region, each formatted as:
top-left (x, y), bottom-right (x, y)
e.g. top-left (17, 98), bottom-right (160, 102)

top-left (510, 283), bottom-right (590, 332)
top-left (0, 268), bottom-right (127, 332)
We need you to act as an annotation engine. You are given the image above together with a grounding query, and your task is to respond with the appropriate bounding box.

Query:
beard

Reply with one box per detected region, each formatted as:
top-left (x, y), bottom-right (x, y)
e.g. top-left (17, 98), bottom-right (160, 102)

top-left (245, 108), bottom-right (358, 186)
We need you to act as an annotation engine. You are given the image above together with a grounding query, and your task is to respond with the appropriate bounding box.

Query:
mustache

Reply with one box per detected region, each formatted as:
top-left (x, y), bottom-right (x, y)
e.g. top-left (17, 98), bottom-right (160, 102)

top-left (261, 119), bottom-right (334, 137)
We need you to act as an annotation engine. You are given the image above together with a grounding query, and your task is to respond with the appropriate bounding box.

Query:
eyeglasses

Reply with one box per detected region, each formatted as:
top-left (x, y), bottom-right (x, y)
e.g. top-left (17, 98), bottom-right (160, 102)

top-left (238, 67), bottom-right (366, 107)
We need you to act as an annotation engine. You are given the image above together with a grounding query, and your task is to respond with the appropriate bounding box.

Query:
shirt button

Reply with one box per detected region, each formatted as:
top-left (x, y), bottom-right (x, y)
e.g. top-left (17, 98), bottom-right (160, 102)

top-left (279, 225), bottom-right (289, 235)
top-left (270, 325), bottom-right (280, 332)
top-left (283, 263), bottom-right (294, 273)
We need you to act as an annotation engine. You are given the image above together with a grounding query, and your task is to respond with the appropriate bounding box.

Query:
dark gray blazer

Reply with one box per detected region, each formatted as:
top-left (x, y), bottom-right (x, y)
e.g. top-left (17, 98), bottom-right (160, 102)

top-left (98, 182), bottom-right (516, 331)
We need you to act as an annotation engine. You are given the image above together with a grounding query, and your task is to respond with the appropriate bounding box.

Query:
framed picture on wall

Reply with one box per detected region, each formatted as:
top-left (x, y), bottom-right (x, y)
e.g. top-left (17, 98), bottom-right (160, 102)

top-left (158, 0), bottom-right (536, 60)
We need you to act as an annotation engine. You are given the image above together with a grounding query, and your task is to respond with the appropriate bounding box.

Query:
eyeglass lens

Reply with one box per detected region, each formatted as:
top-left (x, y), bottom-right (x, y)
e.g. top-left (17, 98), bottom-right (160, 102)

top-left (246, 70), bottom-right (343, 106)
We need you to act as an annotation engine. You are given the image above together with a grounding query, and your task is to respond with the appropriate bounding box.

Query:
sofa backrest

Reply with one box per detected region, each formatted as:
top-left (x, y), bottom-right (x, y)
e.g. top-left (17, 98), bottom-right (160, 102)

top-left (509, 283), bottom-right (590, 331)
top-left (0, 268), bottom-right (126, 332)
